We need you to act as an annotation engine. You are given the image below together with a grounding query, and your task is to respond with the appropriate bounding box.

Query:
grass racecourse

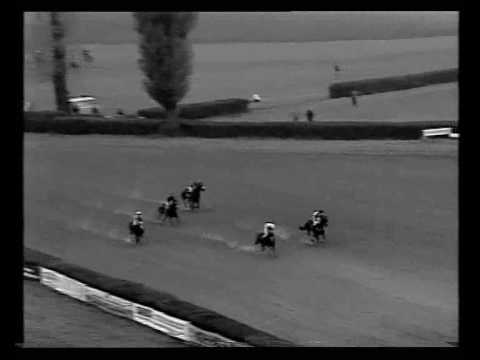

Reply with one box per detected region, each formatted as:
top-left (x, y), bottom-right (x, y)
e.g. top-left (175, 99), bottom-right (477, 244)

top-left (24, 135), bottom-right (458, 346)
top-left (24, 36), bottom-right (457, 121)
top-left (23, 279), bottom-right (190, 347)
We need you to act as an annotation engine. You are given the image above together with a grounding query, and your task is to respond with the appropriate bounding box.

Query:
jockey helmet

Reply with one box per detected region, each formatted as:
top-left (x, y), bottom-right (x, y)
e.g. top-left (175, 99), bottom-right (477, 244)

top-left (135, 211), bottom-right (142, 216)
top-left (264, 222), bottom-right (275, 231)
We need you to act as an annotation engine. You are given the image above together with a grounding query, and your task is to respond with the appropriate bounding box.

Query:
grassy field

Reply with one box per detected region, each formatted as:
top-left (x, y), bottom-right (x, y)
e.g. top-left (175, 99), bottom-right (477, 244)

top-left (24, 36), bottom-right (457, 119)
top-left (24, 134), bottom-right (458, 346)
top-left (23, 280), bottom-right (190, 347)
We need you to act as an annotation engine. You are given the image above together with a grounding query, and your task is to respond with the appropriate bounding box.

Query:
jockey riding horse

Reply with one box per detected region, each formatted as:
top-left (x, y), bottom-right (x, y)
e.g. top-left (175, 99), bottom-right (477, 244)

top-left (299, 210), bottom-right (329, 245)
top-left (129, 211), bottom-right (145, 244)
top-left (158, 196), bottom-right (180, 225)
top-left (181, 181), bottom-right (206, 210)
top-left (255, 222), bottom-right (277, 257)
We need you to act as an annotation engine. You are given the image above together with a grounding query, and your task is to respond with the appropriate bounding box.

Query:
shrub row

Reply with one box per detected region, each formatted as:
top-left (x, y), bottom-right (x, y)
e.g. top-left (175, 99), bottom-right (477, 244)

top-left (24, 247), bottom-right (294, 347)
top-left (138, 98), bottom-right (250, 119)
top-left (178, 120), bottom-right (458, 140)
top-left (24, 115), bottom-right (458, 140)
top-left (329, 68), bottom-right (458, 98)
top-left (24, 110), bottom-right (68, 122)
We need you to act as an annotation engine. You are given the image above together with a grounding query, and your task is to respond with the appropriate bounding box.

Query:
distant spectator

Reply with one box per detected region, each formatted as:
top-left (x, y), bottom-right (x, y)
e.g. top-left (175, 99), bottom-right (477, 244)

top-left (351, 90), bottom-right (359, 107)
top-left (116, 109), bottom-right (125, 116)
top-left (92, 107), bottom-right (100, 115)
top-left (72, 106), bottom-right (79, 114)
top-left (291, 112), bottom-right (299, 122)
top-left (306, 109), bottom-right (314, 122)
top-left (333, 63), bottom-right (341, 80)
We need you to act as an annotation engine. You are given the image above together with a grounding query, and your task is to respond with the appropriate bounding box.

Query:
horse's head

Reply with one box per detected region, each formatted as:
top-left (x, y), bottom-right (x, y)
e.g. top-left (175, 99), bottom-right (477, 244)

top-left (193, 182), bottom-right (206, 192)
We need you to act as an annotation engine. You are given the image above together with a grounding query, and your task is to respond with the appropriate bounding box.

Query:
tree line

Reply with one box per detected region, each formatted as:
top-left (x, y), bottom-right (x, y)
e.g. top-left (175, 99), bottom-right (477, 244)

top-left (43, 12), bottom-right (198, 125)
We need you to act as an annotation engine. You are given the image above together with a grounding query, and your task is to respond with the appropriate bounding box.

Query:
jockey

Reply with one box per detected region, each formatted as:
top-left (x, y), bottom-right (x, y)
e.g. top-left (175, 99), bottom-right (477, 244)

top-left (132, 211), bottom-right (144, 227)
top-left (316, 210), bottom-right (329, 229)
top-left (182, 185), bottom-right (193, 199)
top-left (255, 222), bottom-right (277, 255)
top-left (300, 210), bottom-right (328, 243)
top-left (264, 222), bottom-right (275, 235)
top-left (259, 222), bottom-right (276, 243)
top-left (163, 195), bottom-right (179, 223)
top-left (158, 200), bottom-right (168, 215)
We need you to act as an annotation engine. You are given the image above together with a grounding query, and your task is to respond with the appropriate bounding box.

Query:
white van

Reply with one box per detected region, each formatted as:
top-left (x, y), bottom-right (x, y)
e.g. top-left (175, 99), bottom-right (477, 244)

top-left (68, 96), bottom-right (101, 115)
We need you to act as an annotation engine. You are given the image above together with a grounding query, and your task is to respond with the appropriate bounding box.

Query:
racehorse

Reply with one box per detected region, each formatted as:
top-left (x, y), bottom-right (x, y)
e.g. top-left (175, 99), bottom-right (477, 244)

top-left (181, 182), bottom-right (206, 210)
top-left (158, 197), bottom-right (180, 225)
top-left (128, 221), bottom-right (144, 244)
top-left (254, 222), bottom-right (277, 257)
top-left (299, 211), bottom-right (328, 245)
top-left (189, 182), bottom-right (206, 210)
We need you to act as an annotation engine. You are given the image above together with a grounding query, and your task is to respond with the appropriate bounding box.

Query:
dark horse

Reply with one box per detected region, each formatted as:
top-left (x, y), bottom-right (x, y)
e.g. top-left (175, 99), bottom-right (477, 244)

top-left (158, 197), bottom-right (180, 225)
top-left (128, 221), bottom-right (144, 244)
top-left (182, 182), bottom-right (206, 210)
top-left (254, 232), bottom-right (277, 257)
top-left (299, 214), bottom-right (328, 245)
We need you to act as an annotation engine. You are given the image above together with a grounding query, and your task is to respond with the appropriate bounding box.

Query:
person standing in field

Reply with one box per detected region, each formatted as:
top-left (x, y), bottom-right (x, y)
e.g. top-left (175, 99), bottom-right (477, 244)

top-left (334, 63), bottom-right (341, 81)
top-left (306, 109), bottom-right (314, 122)
top-left (351, 90), bottom-right (359, 107)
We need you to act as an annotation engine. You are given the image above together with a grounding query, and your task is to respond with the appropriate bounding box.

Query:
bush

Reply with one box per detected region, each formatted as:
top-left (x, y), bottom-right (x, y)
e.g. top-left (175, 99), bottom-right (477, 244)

top-left (178, 120), bottom-right (458, 140)
top-left (329, 68), bottom-right (458, 98)
top-left (25, 115), bottom-right (457, 140)
top-left (138, 98), bottom-right (250, 119)
top-left (25, 116), bottom-right (164, 135)
top-left (24, 110), bottom-right (68, 122)
top-left (24, 247), bottom-right (293, 346)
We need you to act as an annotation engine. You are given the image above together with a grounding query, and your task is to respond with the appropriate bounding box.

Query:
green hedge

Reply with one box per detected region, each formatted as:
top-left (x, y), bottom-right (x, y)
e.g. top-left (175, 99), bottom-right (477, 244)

top-left (178, 120), bottom-right (458, 140)
top-left (24, 110), bottom-right (68, 122)
top-left (24, 247), bottom-right (294, 347)
top-left (138, 98), bottom-right (250, 119)
top-left (329, 68), bottom-right (458, 98)
top-left (25, 116), bottom-right (458, 139)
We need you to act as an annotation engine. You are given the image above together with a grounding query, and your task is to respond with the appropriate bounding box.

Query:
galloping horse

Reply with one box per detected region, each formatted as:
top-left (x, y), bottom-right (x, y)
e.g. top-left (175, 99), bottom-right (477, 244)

top-left (254, 222), bottom-right (277, 257)
top-left (128, 221), bottom-right (144, 244)
top-left (182, 182), bottom-right (206, 210)
top-left (299, 210), bottom-right (329, 245)
top-left (158, 196), bottom-right (180, 225)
